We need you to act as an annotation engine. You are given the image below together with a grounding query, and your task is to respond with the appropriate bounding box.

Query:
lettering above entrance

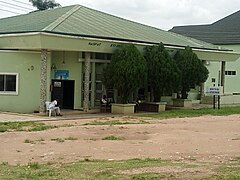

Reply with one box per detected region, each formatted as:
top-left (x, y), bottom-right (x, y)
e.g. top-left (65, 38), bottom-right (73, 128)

top-left (88, 42), bottom-right (101, 46)
top-left (87, 41), bottom-right (123, 49)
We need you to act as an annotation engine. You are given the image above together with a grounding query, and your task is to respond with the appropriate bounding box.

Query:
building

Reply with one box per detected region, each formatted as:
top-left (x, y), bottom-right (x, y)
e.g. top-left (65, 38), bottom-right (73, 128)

top-left (0, 5), bottom-right (239, 113)
top-left (170, 10), bottom-right (240, 104)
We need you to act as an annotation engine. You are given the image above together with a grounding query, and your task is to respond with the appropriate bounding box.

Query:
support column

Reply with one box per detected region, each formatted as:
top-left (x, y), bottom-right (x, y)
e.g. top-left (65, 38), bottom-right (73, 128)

top-left (200, 82), bottom-right (205, 101)
top-left (200, 60), bottom-right (206, 101)
top-left (40, 49), bottom-right (48, 113)
top-left (221, 61), bottom-right (226, 93)
top-left (91, 62), bottom-right (96, 108)
top-left (83, 52), bottom-right (91, 112)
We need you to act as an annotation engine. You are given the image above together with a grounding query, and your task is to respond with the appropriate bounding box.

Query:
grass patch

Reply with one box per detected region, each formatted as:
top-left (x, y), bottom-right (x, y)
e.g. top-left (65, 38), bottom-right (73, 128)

top-left (1, 162), bottom-right (8, 165)
top-left (0, 158), bottom-right (239, 179)
top-left (86, 138), bottom-right (97, 141)
top-left (51, 138), bottom-right (65, 143)
top-left (29, 125), bottom-right (57, 132)
top-left (0, 121), bottom-right (58, 133)
top-left (24, 138), bottom-right (45, 144)
top-left (64, 136), bottom-right (78, 141)
top-left (214, 160), bottom-right (240, 179)
top-left (140, 106), bottom-right (240, 119)
top-left (60, 124), bottom-right (74, 128)
top-left (0, 158), bottom-right (183, 179)
top-left (27, 162), bottom-right (40, 169)
top-left (24, 139), bottom-right (35, 144)
top-left (84, 120), bottom-right (149, 126)
top-left (102, 135), bottom-right (125, 140)
top-left (130, 173), bottom-right (162, 179)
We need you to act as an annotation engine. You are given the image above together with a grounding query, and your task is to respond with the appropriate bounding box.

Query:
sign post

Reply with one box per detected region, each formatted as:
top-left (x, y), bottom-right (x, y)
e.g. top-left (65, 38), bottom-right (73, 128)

top-left (206, 86), bottom-right (223, 109)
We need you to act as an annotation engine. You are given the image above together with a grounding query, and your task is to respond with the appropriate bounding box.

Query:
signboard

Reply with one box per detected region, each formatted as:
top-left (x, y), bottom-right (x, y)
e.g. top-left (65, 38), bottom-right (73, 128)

top-left (54, 70), bottom-right (69, 80)
top-left (54, 81), bottom-right (61, 87)
top-left (206, 86), bottom-right (223, 96)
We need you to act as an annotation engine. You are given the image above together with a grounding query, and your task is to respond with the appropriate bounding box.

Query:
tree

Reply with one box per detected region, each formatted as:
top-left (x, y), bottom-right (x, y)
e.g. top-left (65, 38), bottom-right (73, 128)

top-left (103, 44), bottom-right (147, 104)
top-left (29, 0), bottom-right (61, 10)
top-left (174, 46), bottom-right (209, 99)
top-left (145, 43), bottom-right (180, 102)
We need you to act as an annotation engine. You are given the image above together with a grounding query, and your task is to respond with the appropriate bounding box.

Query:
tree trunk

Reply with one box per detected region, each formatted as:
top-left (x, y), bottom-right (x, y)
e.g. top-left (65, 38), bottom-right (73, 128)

top-left (181, 89), bottom-right (188, 99)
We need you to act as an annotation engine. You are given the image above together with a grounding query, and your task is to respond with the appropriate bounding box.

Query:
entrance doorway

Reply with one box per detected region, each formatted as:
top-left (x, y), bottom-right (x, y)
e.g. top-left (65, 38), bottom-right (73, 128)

top-left (51, 80), bottom-right (75, 109)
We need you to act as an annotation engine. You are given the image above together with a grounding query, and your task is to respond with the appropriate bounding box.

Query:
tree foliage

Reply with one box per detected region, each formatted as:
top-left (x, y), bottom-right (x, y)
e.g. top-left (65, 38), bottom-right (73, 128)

top-left (29, 0), bottom-right (61, 10)
top-left (103, 45), bottom-right (147, 103)
top-left (145, 43), bottom-right (180, 102)
top-left (174, 46), bottom-right (209, 99)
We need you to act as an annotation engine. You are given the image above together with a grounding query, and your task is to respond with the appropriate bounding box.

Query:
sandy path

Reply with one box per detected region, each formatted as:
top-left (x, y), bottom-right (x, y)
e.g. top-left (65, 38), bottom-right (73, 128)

top-left (0, 115), bottom-right (240, 165)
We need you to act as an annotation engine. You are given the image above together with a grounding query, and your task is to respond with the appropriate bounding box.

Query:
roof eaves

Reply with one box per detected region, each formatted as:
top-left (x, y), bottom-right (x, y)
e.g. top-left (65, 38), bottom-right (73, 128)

top-left (41, 31), bottom-right (232, 52)
top-left (42, 5), bottom-right (82, 31)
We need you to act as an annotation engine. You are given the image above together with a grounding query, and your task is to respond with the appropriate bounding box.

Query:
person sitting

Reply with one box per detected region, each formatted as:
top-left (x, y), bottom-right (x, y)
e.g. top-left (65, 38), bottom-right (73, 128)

top-left (100, 95), bottom-right (111, 112)
top-left (49, 100), bottom-right (62, 116)
top-left (101, 95), bottom-right (108, 104)
top-left (135, 98), bottom-right (141, 113)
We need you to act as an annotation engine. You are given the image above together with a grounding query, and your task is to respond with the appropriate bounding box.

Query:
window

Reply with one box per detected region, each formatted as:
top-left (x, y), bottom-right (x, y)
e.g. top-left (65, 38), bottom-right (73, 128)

top-left (0, 73), bottom-right (18, 94)
top-left (95, 53), bottom-right (105, 60)
top-left (225, 71), bottom-right (237, 76)
top-left (95, 53), bottom-right (112, 60)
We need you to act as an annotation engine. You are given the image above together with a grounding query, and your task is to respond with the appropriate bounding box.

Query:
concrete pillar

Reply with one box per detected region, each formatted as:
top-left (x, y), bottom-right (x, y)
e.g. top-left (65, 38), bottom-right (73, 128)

top-left (91, 62), bottom-right (96, 108)
top-left (200, 60), bottom-right (206, 101)
top-left (40, 49), bottom-right (48, 113)
top-left (221, 61), bottom-right (226, 93)
top-left (83, 52), bottom-right (91, 112)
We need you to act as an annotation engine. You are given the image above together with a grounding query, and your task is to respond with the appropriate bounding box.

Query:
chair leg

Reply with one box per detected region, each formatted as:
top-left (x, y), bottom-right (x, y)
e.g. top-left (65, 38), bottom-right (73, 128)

top-left (49, 110), bottom-right (51, 117)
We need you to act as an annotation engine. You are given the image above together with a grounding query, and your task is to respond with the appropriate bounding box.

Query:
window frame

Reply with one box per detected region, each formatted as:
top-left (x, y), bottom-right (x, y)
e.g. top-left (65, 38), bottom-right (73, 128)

top-left (0, 73), bottom-right (19, 95)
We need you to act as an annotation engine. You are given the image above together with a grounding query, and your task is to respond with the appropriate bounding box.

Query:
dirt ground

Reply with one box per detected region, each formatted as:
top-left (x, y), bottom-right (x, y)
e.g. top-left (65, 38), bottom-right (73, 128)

top-left (0, 115), bottom-right (240, 165)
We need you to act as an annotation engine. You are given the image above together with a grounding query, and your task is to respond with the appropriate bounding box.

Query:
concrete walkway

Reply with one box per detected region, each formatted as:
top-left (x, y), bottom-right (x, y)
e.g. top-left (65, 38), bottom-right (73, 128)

top-left (0, 111), bottom-right (116, 122)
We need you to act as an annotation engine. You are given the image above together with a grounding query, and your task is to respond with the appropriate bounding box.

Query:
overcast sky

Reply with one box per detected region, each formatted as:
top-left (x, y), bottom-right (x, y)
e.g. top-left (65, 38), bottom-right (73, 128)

top-left (0, 0), bottom-right (240, 30)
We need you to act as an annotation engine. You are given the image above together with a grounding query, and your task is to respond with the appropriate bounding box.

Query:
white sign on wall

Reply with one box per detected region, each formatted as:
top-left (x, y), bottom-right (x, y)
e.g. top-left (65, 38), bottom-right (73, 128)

top-left (206, 86), bottom-right (223, 96)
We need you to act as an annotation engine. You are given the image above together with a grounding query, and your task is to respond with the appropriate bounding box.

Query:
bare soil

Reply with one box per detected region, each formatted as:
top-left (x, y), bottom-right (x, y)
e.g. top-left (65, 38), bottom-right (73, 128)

top-left (0, 115), bottom-right (240, 166)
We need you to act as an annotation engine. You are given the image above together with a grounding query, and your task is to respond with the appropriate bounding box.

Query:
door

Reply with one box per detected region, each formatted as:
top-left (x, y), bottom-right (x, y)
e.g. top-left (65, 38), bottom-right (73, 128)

top-left (63, 80), bottom-right (74, 109)
top-left (51, 80), bottom-right (75, 109)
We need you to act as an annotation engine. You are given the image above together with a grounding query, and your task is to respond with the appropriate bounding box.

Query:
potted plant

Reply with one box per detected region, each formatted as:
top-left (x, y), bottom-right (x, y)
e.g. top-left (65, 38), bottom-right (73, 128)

top-left (173, 46), bottom-right (209, 107)
top-left (103, 44), bottom-right (147, 114)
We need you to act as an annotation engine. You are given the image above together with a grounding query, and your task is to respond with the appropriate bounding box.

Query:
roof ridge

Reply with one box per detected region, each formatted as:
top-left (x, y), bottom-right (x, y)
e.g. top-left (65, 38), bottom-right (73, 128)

top-left (42, 5), bottom-right (82, 31)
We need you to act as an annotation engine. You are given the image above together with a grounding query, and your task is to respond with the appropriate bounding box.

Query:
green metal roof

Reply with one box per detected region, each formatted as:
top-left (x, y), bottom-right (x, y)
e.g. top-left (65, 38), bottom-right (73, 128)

top-left (0, 5), bottom-right (223, 50)
top-left (170, 10), bottom-right (240, 45)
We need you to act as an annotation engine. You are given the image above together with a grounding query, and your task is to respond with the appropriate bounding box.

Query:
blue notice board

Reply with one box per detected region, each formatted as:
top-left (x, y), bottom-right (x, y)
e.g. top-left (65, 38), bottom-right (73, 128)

top-left (54, 70), bottom-right (69, 80)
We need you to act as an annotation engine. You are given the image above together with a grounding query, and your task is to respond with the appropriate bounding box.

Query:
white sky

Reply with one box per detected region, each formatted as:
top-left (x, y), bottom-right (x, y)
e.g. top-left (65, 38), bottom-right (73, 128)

top-left (0, 0), bottom-right (240, 30)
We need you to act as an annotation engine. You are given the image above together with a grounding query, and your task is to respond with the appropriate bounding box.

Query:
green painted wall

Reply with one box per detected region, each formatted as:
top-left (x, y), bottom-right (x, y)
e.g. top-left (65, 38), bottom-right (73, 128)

top-left (0, 51), bottom-right (51, 113)
top-left (51, 51), bottom-right (82, 109)
top-left (202, 44), bottom-right (240, 104)
top-left (205, 61), bottom-right (221, 88)
top-left (221, 45), bottom-right (240, 94)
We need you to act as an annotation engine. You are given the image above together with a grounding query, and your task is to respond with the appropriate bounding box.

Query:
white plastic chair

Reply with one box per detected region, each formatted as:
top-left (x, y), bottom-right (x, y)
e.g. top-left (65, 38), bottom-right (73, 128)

top-left (45, 101), bottom-right (56, 117)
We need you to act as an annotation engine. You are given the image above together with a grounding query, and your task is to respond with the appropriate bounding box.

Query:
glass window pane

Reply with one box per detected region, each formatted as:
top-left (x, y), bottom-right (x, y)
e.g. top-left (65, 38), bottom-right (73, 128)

top-left (107, 54), bottom-right (112, 60)
top-left (0, 75), bottom-right (4, 91)
top-left (95, 92), bottom-right (102, 100)
top-left (96, 73), bottom-right (102, 81)
top-left (5, 75), bottom-right (16, 91)
top-left (96, 82), bottom-right (102, 91)
top-left (95, 53), bottom-right (105, 59)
